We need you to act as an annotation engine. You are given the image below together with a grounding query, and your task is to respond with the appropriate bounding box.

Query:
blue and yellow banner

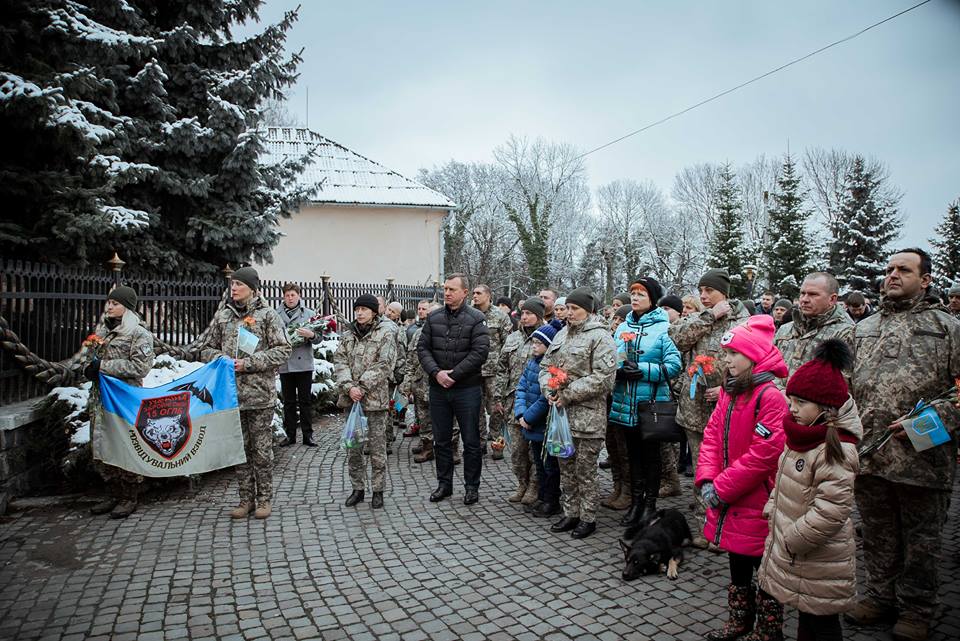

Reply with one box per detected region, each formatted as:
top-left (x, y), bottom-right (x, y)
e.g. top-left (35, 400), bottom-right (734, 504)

top-left (92, 357), bottom-right (246, 477)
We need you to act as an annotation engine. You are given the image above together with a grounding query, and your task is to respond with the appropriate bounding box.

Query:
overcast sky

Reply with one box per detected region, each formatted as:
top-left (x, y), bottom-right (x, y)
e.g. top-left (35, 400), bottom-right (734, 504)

top-left (241, 0), bottom-right (960, 248)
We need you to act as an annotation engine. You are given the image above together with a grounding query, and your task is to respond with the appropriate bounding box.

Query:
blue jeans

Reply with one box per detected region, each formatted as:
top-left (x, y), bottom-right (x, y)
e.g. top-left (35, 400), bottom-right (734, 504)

top-left (429, 384), bottom-right (483, 491)
top-left (528, 439), bottom-right (560, 504)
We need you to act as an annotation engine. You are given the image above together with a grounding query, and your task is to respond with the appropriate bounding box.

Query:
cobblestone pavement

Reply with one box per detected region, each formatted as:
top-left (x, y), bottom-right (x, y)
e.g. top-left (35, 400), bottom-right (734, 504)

top-left (0, 415), bottom-right (957, 641)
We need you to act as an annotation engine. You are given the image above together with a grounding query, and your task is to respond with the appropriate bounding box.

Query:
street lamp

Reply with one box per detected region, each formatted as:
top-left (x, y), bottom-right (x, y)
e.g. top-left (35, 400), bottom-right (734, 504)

top-left (743, 264), bottom-right (758, 300)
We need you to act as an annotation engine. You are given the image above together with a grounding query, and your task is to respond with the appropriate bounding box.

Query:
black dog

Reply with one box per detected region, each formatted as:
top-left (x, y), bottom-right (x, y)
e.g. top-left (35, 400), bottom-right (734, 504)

top-left (619, 508), bottom-right (692, 581)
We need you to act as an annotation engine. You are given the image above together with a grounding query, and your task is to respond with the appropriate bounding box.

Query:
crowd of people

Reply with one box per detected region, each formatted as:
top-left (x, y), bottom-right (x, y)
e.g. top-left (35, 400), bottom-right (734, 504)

top-left (79, 247), bottom-right (959, 641)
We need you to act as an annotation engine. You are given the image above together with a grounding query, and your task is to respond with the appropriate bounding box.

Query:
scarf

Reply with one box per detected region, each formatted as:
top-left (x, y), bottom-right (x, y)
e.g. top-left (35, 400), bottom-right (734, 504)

top-left (105, 316), bottom-right (121, 330)
top-left (283, 302), bottom-right (301, 321)
top-left (352, 320), bottom-right (373, 339)
top-left (783, 414), bottom-right (860, 452)
top-left (723, 371), bottom-right (775, 396)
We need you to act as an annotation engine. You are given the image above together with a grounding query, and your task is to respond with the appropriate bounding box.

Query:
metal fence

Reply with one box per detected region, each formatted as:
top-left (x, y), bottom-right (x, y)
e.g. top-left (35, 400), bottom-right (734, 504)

top-left (0, 259), bottom-right (439, 406)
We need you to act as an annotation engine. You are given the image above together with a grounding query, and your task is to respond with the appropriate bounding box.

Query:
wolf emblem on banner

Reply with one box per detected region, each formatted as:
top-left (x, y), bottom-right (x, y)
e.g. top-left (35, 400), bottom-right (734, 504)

top-left (135, 392), bottom-right (192, 459)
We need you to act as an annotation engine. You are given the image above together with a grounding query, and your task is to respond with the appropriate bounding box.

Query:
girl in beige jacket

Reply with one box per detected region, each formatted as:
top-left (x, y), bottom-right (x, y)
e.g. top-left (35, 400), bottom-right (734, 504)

top-left (758, 340), bottom-right (862, 641)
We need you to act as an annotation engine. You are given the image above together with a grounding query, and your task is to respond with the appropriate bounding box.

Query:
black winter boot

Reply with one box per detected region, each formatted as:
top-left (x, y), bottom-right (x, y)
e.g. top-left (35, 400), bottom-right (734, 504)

top-left (619, 474), bottom-right (645, 527)
top-left (638, 495), bottom-right (657, 528)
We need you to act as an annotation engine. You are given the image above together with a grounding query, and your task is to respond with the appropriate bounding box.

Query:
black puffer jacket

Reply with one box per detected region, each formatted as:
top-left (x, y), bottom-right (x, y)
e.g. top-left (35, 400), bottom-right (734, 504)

top-left (417, 304), bottom-right (490, 388)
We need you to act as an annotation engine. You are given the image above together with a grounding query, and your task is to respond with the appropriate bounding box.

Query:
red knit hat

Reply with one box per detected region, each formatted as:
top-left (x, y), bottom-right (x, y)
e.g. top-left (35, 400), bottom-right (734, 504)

top-left (785, 339), bottom-right (852, 408)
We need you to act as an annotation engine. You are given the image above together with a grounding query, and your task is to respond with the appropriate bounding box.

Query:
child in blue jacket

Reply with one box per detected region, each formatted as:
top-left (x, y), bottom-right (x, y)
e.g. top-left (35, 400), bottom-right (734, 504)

top-left (515, 324), bottom-right (561, 518)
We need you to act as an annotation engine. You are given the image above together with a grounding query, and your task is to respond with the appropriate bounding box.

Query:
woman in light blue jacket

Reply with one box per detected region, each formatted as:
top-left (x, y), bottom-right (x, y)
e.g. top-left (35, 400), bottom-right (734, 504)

top-left (609, 277), bottom-right (682, 528)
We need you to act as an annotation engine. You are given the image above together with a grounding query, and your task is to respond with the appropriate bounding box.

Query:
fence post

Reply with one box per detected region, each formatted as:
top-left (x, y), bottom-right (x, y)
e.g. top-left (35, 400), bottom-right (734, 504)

top-left (432, 280), bottom-right (440, 303)
top-left (222, 263), bottom-right (235, 282)
top-left (321, 274), bottom-right (332, 316)
top-left (107, 252), bottom-right (125, 286)
top-left (386, 277), bottom-right (395, 302)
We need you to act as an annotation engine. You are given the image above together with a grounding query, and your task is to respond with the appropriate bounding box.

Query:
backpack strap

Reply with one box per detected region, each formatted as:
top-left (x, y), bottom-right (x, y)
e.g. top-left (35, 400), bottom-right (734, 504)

top-left (754, 383), bottom-right (772, 420)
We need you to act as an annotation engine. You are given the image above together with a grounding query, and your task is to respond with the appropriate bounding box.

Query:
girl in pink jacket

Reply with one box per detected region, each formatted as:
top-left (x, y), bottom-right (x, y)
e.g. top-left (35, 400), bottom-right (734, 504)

top-left (697, 314), bottom-right (789, 641)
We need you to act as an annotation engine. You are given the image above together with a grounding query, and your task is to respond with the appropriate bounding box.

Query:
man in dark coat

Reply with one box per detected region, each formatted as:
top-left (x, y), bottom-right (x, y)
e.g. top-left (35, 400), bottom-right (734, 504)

top-left (417, 274), bottom-right (490, 505)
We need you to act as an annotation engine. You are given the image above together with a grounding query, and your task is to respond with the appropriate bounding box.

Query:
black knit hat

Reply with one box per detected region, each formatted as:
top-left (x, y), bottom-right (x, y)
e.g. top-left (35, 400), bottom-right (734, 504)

top-left (107, 285), bottom-right (137, 310)
top-left (630, 276), bottom-right (664, 306)
top-left (698, 268), bottom-right (731, 297)
top-left (231, 266), bottom-right (260, 292)
top-left (496, 296), bottom-right (513, 309)
top-left (521, 296), bottom-right (545, 318)
top-left (354, 294), bottom-right (380, 316)
top-left (565, 287), bottom-right (595, 312)
top-left (658, 295), bottom-right (683, 315)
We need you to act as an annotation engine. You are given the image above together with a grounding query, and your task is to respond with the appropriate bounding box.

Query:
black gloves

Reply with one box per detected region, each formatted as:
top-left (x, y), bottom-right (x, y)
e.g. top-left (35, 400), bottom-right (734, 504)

top-left (84, 358), bottom-right (101, 380)
top-left (617, 361), bottom-right (644, 381)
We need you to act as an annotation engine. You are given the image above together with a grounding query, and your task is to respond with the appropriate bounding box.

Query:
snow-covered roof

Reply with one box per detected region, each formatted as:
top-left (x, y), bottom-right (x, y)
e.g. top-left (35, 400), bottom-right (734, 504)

top-left (261, 126), bottom-right (455, 209)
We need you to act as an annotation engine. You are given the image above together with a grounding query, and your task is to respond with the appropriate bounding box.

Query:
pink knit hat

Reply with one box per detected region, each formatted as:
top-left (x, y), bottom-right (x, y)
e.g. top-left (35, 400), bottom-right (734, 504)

top-left (720, 315), bottom-right (788, 377)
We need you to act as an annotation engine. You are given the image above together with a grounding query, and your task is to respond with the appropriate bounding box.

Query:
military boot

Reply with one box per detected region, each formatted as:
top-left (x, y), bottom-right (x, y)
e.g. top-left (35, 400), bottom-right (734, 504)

top-left (508, 482), bottom-right (527, 503)
top-left (110, 485), bottom-right (138, 519)
top-left (706, 584), bottom-right (756, 641)
top-left (230, 501), bottom-right (254, 519)
top-left (892, 613), bottom-right (930, 641)
top-left (844, 598), bottom-right (896, 626)
top-left (609, 481), bottom-right (633, 510)
top-left (520, 477), bottom-right (540, 505)
top-left (600, 481), bottom-right (622, 509)
top-left (739, 590), bottom-right (783, 641)
top-left (413, 439), bottom-right (433, 463)
top-left (254, 501), bottom-right (272, 519)
top-left (89, 498), bottom-right (118, 515)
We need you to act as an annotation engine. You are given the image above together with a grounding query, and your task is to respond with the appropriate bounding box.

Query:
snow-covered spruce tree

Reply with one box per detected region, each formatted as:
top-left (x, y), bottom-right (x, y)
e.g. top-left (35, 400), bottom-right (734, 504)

top-left (833, 156), bottom-right (902, 295)
top-left (0, 0), bottom-right (311, 274)
top-left (707, 163), bottom-right (749, 299)
top-left (762, 154), bottom-right (812, 299)
top-left (930, 199), bottom-right (960, 289)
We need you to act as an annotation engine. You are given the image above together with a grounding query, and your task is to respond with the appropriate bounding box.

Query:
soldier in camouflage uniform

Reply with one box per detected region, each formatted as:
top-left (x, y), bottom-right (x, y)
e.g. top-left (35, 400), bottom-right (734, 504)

top-left (495, 297), bottom-right (544, 503)
top-left (402, 302), bottom-right (443, 463)
top-left (381, 310), bottom-right (406, 452)
top-left (774, 272), bottom-right (854, 385)
top-left (87, 286), bottom-right (155, 519)
top-left (198, 268), bottom-right (291, 521)
top-left (333, 294), bottom-right (398, 510)
top-left (668, 268), bottom-right (750, 547)
top-left (846, 249), bottom-right (960, 641)
top-left (540, 288), bottom-right (617, 540)
top-left (472, 284), bottom-right (514, 459)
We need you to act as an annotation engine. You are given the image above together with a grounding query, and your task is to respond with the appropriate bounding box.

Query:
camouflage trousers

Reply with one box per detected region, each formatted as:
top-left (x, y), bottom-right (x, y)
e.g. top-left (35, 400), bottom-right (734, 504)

top-left (386, 385), bottom-right (397, 443)
top-left (558, 436), bottom-right (605, 523)
top-left (660, 442), bottom-right (681, 491)
top-left (686, 428), bottom-right (706, 527)
top-left (480, 376), bottom-right (504, 441)
top-left (93, 461), bottom-right (143, 500)
top-left (348, 410), bottom-right (387, 492)
top-left (604, 422), bottom-right (630, 486)
top-left (239, 409), bottom-right (274, 504)
top-left (855, 474), bottom-right (952, 617)
top-left (507, 421), bottom-right (532, 489)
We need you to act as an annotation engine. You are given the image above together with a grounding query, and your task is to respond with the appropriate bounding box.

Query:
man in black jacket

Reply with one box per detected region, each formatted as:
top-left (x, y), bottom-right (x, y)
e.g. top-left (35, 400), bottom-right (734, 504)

top-left (417, 273), bottom-right (490, 505)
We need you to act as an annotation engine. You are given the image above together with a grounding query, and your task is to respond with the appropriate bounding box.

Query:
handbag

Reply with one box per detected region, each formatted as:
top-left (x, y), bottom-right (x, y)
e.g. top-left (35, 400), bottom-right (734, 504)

top-left (638, 365), bottom-right (683, 442)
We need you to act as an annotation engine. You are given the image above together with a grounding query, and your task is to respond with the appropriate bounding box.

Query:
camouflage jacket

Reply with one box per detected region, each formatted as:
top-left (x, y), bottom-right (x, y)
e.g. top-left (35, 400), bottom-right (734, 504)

top-left (480, 304), bottom-right (514, 378)
top-left (199, 295), bottom-right (292, 410)
top-left (333, 317), bottom-right (398, 412)
top-left (539, 317), bottom-right (617, 439)
top-left (669, 300), bottom-right (750, 432)
top-left (400, 326), bottom-right (429, 404)
top-left (774, 304), bottom-right (855, 385)
top-left (852, 294), bottom-right (960, 490)
top-left (385, 317), bottom-right (407, 386)
top-left (91, 310), bottom-right (155, 386)
top-left (494, 327), bottom-right (537, 416)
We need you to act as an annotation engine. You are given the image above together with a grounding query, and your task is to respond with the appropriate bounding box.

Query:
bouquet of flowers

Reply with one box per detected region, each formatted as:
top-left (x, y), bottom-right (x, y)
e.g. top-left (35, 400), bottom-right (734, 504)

top-left (286, 313), bottom-right (337, 347)
top-left (546, 365), bottom-right (569, 397)
top-left (687, 355), bottom-right (717, 400)
top-left (617, 331), bottom-right (637, 364)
